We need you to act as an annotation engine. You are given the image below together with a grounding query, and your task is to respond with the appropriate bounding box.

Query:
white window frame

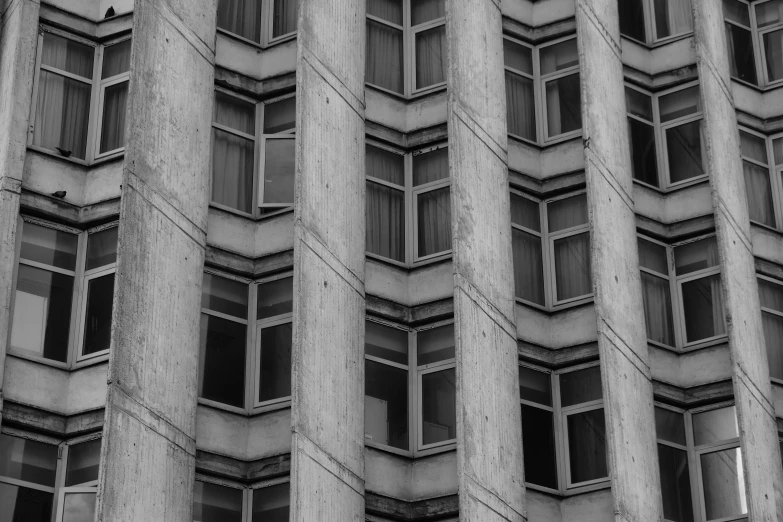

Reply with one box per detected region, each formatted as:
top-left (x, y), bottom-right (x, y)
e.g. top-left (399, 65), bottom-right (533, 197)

top-left (723, 0), bottom-right (764, 87)
top-left (654, 402), bottom-right (701, 522)
top-left (54, 433), bottom-right (103, 522)
top-left (757, 273), bottom-right (783, 386)
top-left (215, 0), bottom-right (298, 48)
top-left (411, 144), bottom-right (452, 263)
top-left (620, 0), bottom-right (695, 46)
top-left (194, 474), bottom-right (290, 522)
top-left (0, 429), bottom-right (59, 518)
top-left (28, 26), bottom-right (131, 165)
top-left (737, 126), bottom-right (783, 230)
top-left (750, 0), bottom-right (783, 88)
top-left (638, 233), bottom-right (681, 350)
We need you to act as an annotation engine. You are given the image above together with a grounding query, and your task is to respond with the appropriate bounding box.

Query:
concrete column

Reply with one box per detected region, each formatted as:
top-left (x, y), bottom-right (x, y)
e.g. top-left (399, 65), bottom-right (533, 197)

top-left (94, 0), bottom-right (216, 520)
top-left (0, 0), bottom-right (40, 431)
top-left (289, 0), bottom-right (366, 520)
top-left (445, 2), bottom-right (525, 521)
top-left (692, 0), bottom-right (783, 518)
top-left (575, 1), bottom-right (663, 520)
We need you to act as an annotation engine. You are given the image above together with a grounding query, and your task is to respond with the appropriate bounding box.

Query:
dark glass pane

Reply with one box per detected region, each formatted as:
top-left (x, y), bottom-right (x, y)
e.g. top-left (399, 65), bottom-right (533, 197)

top-left (257, 277), bottom-right (293, 319)
top-left (198, 314), bottom-right (247, 408)
top-left (723, 0), bottom-right (750, 26)
top-left (217, 0), bottom-right (262, 42)
top-left (510, 193), bottom-right (540, 231)
top-left (667, 121), bottom-right (704, 183)
top-left (368, 0), bottom-right (402, 25)
top-left (693, 406), bottom-right (738, 446)
top-left (366, 145), bottom-right (404, 185)
top-left (0, 434), bottom-right (58, 486)
top-left (655, 407), bottom-right (686, 445)
top-left (521, 405), bottom-right (558, 489)
top-left (701, 448), bottom-right (747, 520)
top-left (554, 233), bottom-right (592, 301)
top-left (739, 130), bottom-right (767, 164)
top-left (629, 118), bottom-right (659, 187)
top-left (263, 97), bottom-right (296, 134)
top-left (757, 0), bottom-right (783, 28)
top-left (20, 222), bottom-right (78, 270)
top-left (726, 23), bottom-right (758, 84)
top-left (41, 33), bottom-right (94, 78)
top-left (619, 0), bottom-right (647, 41)
top-left (411, 0), bottom-right (444, 25)
top-left (421, 368), bottom-right (456, 445)
top-left (62, 492), bottom-right (96, 522)
top-left (365, 360), bottom-right (408, 450)
top-left (567, 409), bottom-right (608, 483)
top-left (512, 228), bottom-right (545, 305)
top-left (638, 237), bottom-right (668, 275)
top-left (681, 275), bottom-right (726, 343)
top-left (259, 323), bottom-right (293, 402)
top-left (252, 483), bottom-right (290, 522)
top-left (503, 39), bottom-right (533, 75)
top-left (540, 39), bottom-right (579, 74)
top-left (548, 194), bottom-right (588, 232)
top-left (367, 181), bottom-right (405, 262)
top-left (765, 29), bottom-right (783, 83)
top-left (762, 310), bottom-right (783, 380)
top-left (674, 237), bottom-right (719, 275)
top-left (505, 72), bottom-right (536, 141)
top-left (272, 0), bottom-right (297, 37)
top-left (366, 20), bottom-right (404, 94)
top-left (263, 139), bottom-right (295, 205)
top-left (744, 160), bottom-right (775, 227)
top-left (202, 273), bottom-right (248, 318)
top-left (660, 87), bottom-right (701, 123)
top-left (415, 26), bottom-right (446, 89)
top-left (99, 80), bottom-right (128, 153)
top-left (212, 127), bottom-right (254, 213)
top-left (641, 272), bottom-right (676, 346)
top-left (413, 147), bottom-right (449, 186)
top-left (560, 366), bottom-right (602, 407)
top-left (65, 439), bottom-right (101, 486)
top-left (82, 273), bottom-right (115, 356)
top-left (417, 324), bottom-right (454, 365)
top-left (658, 444), bottom-right (694, 522)
top-left (545, 74), bottom-right (582, 138)
top-left (759, 277), bottom-right (783, 311)
top-left (417, 187), bottom-right (451, 257)
top-left (193, 481), bottom-right (243, 522)
top-left (11, 265), bottom-right (73, 362)
top-left (0, 482), bottom-right (53, 522)
top-left (626, 87), bottom-right (654, 121)
top-left (86, 227), bottom-right (118, 270)
top-left (366, 321), bottom-right (408, 365)
top-left (101, 39), bottom-right (132, 78)
top-left (214, 92), bottom-right (255, 135)
top-left (519, 366), bottom-right (551, 406)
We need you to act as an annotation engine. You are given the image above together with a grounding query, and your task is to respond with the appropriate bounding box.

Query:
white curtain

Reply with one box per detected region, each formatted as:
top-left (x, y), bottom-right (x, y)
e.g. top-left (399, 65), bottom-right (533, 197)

top-left (546, 74), bottom-right (582, 137)
top-left (217, 0), bottom-right (262, 42)
top-left (367, 182), bottom-right (404, 261)
top-left (212, 94), bottom-right (255, 213)
top-left (366, 20), bottom-right (403, 94)
top-left (654, 0), bottom-right (693, 38)
top-left (101, 39), bottom-right (131, 78)
top-left (640, 272), bottom-right (675, 345)
top-left (554, 233), bottom-right (592, 301)
top-left (273, 0), bottom-right (297, 37)
top-left (743, 160), bottom-right (775, 227)
top-left (512, 229), bottom-right (545, 305)
top-left (505, 72), bottom-right (536, 141)
top-left (418, 188), bottom-right (451, 257)
top-left (411, 0), bottom-right (444, 25)
top-left (415, 26), bottom-right (446, 89)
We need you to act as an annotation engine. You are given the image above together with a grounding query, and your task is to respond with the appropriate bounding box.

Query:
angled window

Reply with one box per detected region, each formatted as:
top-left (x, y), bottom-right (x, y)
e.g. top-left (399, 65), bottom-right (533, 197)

top-left (758, 275), bottom-right (783, 381)
top-left (722, 0), bottom-right (783, 87)
top-left (55, 437), bottom-right (101, 522)
top-left (194, 478), bottom-right (290, 521)
top-left (0, 433), bottom-right (58, 522)
top-left (638, 236), bottom-right (676, 347)
top-left (724, 0), bottom-right (759, 84)
top-left (654, 406), bottom-right (694, 522)
top-left (619, 0), bottom-right (694, 44)
top-left (734, 127), bottom-right (783, 230)
top-left (217, 0), bottom-right (298, 45)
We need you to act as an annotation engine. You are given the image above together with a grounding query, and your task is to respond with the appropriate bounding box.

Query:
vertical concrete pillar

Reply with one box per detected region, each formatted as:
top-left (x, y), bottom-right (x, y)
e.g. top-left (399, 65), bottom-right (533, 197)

top-left (289, 0), bottom-right (366, 520)
top-left (575, 1), bottom-right (663, 520)
top-left (94, 0), bottom-right (216, 520)
top-left (692, 0), bottom-right (783, 518)
top-left (445, 1), bottom-right (525, 521)
top-left (0, 0), bottom-right (40, 431)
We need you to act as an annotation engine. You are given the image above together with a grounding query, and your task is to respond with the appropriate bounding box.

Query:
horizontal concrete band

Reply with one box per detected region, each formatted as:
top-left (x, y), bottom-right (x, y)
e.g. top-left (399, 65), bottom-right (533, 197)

top-left (293, 431), bottom-right (364, 497)
top-left (454, 273), bottom-right (515, 340)
top-left (295, 223), bottom-right (365, 297)
top-left (463, 474), bottom-right (526, 522)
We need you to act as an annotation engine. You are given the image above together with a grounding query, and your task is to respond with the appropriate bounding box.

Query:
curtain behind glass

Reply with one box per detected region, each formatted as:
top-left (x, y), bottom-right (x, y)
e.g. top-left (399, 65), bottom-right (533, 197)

top-left (367, 182), bottom-right (405, 262)
top-left (366, 20), bottom-right (403, 94)
top-left (213, 130), bottom-right (254, 212)
top-left (415, 26), bottom-right (446, 90)
top-left (764, 30), bottom-right (783, 82)
top-left (743, 161), bottom-right (775, 227)
top-left (368, 0), bottom-right (402, 24)
top-left (762, 312), bottom-right (783, 380)
top-left (418, 187), bottom-right (451, 257)
top-left (217, 0), bottom-right (262, 42)
top-left (641, 272), bottom-right (675, 345)
top-left (413, 147), bottom-right (448, 185)
top-left (102, 40), bottom-right (131, 78)
top-left (512, 229), bottom-right (544, 305)
top-left (726, 23), bottom-right (758, 84)
top-left (99, 82), bottom-right (128, 153)
top-left (273, 0), bottom-right (298, 37)
top-left (567, 409), bottom-right (607, 483)
top-left (619, 0), bottom-right (646, 41)
top-left (411, 0), bottom-right (445, 25)
top-left (34, 73), bottom-right (91, 160)
top-left (654, 0), bottom-right (693, 38)
top-left (546, 74), bottom-right (582, 137)
top-left (554, 233), bottom-right (592, 301)
top-left (505, 72), bottom-right (536, 141)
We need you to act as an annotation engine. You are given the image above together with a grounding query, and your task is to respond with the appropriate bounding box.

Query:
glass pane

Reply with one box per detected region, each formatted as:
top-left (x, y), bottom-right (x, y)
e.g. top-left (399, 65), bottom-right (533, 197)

top-left (217, 0), bottom-right (262, 42)
top-left (411, 0), bottom-right (445, 25)
top-left (264, 97), bottom-right (296, 134)
top-left (756, 0), bottom-right (783, 28)
top-left (739, 130), bottom-right (767, 163)
top-left (41, 33), bottom-right (94, 78)
top-left (20, 222), bottom-right (78, 270)
top-left (193, 481), bottom-right (243, 522)
top-left (660, 87), bottom-right (701, 122)
top-left (367, 181), bottom-right (405, 262)
top-left (560, 366), bottom-right (602, 407)
top-left (774, 137), bottom-right (783, 165)
top-left (0, 482), bottom-right (53, 522)
top-left (272, 0), bottom-right (297, 37)
top-left (263, 139), bottom-right (295, 205)
top-left (365, 360), bottom-right (408, 450)
top-left (366, 321), bottom-right (408, 365)
top-left (629, 118), bottom-right (659, 187)
top-left (619, 0), bottom-right (647, 41)
top-left (99, 80), bottom-right (128, 153)
top-left (202, 273), bottom-right (248, 318)
top-left (505, 72), bottom-right (536, 141)
top-left (547, 194), bottom-right (588, 232)
top-left (726, 23), bottom-right (758, 84)
top-left (417, 324), bottom-right (454, 365)
top-left (626, 87), bottom-right (654, 121)
top-left (759, 278), bottom-right (783, 312)
top-left (257, 277), bottom-right (294, 319)
top-left (744, 160), bottom-right (776, 227)
top-left (366, 145), bottom-right (404, 185)
top-left (658, 444), bottom-right (694, 522)
top-left (214, 92), bottom-right (255, 135)
top-left (723, 0), bottom-right (750, 26)
top-left (212, 127), bottom-right (254, 213)
top-left (101, 39), bottom-right (132, 78)
top-left (510, 194), bottom-right (540, 231)
top-left (368, 0), bottom-right (402, 24)
top-left (417, 187), bottom-right (452, 257)
top-left (252, 483), bottom-right (290, 522)
top-left (33, 70), bottom-right (92, 160)
top-left (693, 406), bottom-right (738, 445)
top-left (512, 228), bottom-right (545, 305)
top-left (11, 265), bottom-right (73, 362)
top-left (65, 439), bottom-right (101, 486)
top-left (641, 272), bottom-right (676, 346)
top-left (701, 448), bottom-right (748, 520)
top-left (762, 310), bottom-right (783, 380)
top-left (554, 233), bottom-right (592, 301)
top-left (86, 227), bottom-right (118, 270)
top-left (567, 409), bottom-right (608, 483)
top-left (655, 407), bottom-right (686, 445)
top-left (198, 314), bottom-right (247, 408)
top-left (654, 0), bottom-right (694, 39)
top-left (674, 237), bottom-right (719, 275)
top-left (61, 492), bottom-right (96, 522)
top-left (415, 26), bottom-right (446, 89)
top-left (521, 405), bottom-right (558, 489)
top-left (413, 147), bottom-right (448, 186)
top-left (681, 274), bottom-right (726, 342)
top-left (545, 74), bottom-right (582, 138)
top-left (519, 366), bottom-right (551, 406)
top-left (503, 39), bottom-right (533, 75)
top-left (259, 323), bottom-right (293, 402)
top-left (763, 29), bottom-right (783, 82)
top-left (639, 237), bottom-right (669, 275)
top-left (667, 121), bottom-right (704, 183)
top-left (366, 20), bottom-right (404, 94)
top-left (0, 434), bottom-right (58, 486)
top-left (540, 39), bottom-right (579, 74)
top-left (421, 368), bottom-right (456, 445)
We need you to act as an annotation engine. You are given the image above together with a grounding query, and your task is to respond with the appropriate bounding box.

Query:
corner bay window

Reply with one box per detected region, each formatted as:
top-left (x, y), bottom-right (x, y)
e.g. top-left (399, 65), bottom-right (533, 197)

top-left (364, 319), bottom-right (456, 454)
top-left (366, 143), bottom-right (451, 264)
top-left (366, 0), bottom-right (446, 96)
top-left (504, 36), bottom-right (582, 144)
top-left (198, 272), bottom-right (293, 412)
top-left (758, 275), bottom-right (783, 381)
top-left (10, 219), bottom-right (118, 365)
top-left (738, 128), bottom-right (783, 229)
top-left (211, 91), bottom-right (295, 217)
top-left (30, 29), bottom-right (131, 162)
top-left (193, 479), bottom-right (290, 522)
top-left (619, 0), bottom-right (694, 44)
top-left (723, 0), bottom-right (783, 87)
top-left (511, 190), bottom-right (593, 309)
top-left (217, 0), bottom-right (298, 45)
top-left (519, 364), bottom-right (608, 492)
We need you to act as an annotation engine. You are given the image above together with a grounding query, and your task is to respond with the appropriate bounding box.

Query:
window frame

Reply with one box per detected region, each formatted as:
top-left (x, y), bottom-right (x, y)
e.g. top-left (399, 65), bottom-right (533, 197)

top-left (215, 0), bottom-right (298, 48)
top-left (756, 273), bottom-right (783, 386)
top-left (738, 126), bottom-right (783, 230)
top-left (194, 474), bottom-right (291, 522)
top-left (28, 26), bottom-right (131, 165)
top-left (722, 0), bottom-right (783, 88)
top-left (620, 0), bottom-right (696, 46)
top-left (654, 402), bottom-right (700, 522)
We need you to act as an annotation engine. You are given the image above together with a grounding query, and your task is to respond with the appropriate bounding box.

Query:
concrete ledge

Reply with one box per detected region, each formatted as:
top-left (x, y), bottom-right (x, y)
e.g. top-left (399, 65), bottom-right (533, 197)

top-left (20, 190), bottom-right (120, 226)
top-left (365, 492), bottom-right (459, 521)
top-left (195, 449), bottom-right (291, 482)
top-left (2, 401), bottom-right (103, 436)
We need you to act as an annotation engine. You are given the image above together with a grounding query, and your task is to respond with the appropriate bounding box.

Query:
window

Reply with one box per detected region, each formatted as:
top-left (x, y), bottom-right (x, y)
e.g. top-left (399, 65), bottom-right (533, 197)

top-left (365, 143), bottom-right (451, 264)
top-left (758, 275), bottom-right (783, 382)
top-left (30, 28), bottom-right (131, 163)
top-left (504, 35), bottom-right (582, 144)
top-left (638, 235), bottom-right (726, 350)
top-left (735, 127), bottom-right (783, 230)
top-left (510, 190), bottom-right (592, 309)
top-left (365, 0), bottom-right (446, 96)
top-left (519, 363), bottom-right (608, 493)
top-left (216, 0), bottom-right (298, 45)
top-left (10, 218), bottom-right (118, 365)
top-left (655, 406), bottom-right (694, 522)
top-left (211, 90), bottom-right (295, 217)
top-left (723, 0), bottom-right (783, 87)
top-left (364, 319), bottom-right (455, 455)
top-left (626, 82), bottom-right (706, 190)
top-left (193, 478), bottom-right (290, 522)
top-left (198, 272), bottom-right (293, 412)
top-left (619, 0), bottom-right (694, 45)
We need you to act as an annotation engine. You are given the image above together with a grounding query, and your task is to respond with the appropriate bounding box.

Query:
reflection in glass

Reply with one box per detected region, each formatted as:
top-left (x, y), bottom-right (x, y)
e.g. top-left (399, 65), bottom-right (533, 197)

top-left (421, 368), bottom-right (456, 445)
top-left (417, 325), bottom-right (454, 365)
top-left (365, 360), bottom-right (408, 450)
top-left (567, 409), bottom-right (607, 483)
top-left (62, 492), bottom-right (96, 522)
top-left (82, 273), bottom-right (115, 356)
top-left (701, 448), bottom-right (747, 521)
top-left (198, 314), bottom-right (247, 408)
top-left (560, 366), bottom-right (602, 407)
top-left (65, 439), bottom-right (101, 486)
top-left (0, 434), bottom-right (58, 486)
top-left (252, 483), bottom-right (290, 522)
top-left (259, 323), bottom-right (292, 402)
top-left (193, 481), bottom-right (243, 522)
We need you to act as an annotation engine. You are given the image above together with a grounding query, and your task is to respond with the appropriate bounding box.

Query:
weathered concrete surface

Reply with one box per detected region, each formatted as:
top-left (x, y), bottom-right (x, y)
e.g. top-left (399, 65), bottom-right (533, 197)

top-left (575, 1), bottom-right (663, 520)
top-left (0, 0), bottom-right (40, 432)
top-left (94, 0), bottom-right (216, 520)
top-left (692, 0), bottom-right (783, 519)
top-left (290, 0), bottom-right (366, 520)
top-left (446, 1), bottom-right (525, 521)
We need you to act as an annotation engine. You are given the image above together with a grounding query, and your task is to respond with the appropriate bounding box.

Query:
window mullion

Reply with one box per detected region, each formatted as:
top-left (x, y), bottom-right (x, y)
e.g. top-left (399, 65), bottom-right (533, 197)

top-left (84, 46), bottom-right (101, 164)
top-left (246, 283), bottom-right (257, 413)
top-left (67, 231), bottom-right (89, 367)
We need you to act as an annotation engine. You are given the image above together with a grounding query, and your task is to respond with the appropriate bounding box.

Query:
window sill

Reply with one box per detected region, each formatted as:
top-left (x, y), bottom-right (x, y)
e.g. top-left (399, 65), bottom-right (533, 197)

top-left (366, 251), bottom-right (453, 271)
top-left (365, 81), bottom-right (447, 103)
top-left (26, 145), bottom-right (125, 169)
top-left (731, 76), bottom-right (783, 93)
top-left (216, 27), bottom-right (297, 51)
top-left (514, 295), bottom-right (594, 315)
top-left (647, 337), bottom-right (728, 356)
top-left (5, 350), bottom-right (109, 372)
top-left (197, 397), bottom-right (292, 417)
top-left (208, 202), bottom-right (294, 223)
top-left (508, 132), bottom-right (583, 151)
top-left (525, 480), bottom-right (610, 498)
top-left (632, 175), bottom-right (710, 195)
top-left (620, 32), bottom-right (693, 50)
